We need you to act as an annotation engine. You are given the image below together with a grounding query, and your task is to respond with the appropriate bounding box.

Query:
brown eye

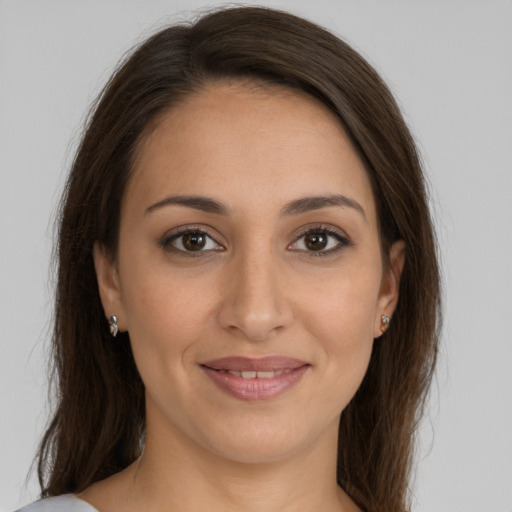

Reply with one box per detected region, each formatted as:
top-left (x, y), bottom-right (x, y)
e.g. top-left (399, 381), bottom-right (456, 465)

top-left (163, 229), bottom-right (223, 254)
top-left (304, 232), bottom-right (328, 251)
top-left (182, 232), bottom-right (206, 251)
top-left (289, 227), bottom-right (350, 256)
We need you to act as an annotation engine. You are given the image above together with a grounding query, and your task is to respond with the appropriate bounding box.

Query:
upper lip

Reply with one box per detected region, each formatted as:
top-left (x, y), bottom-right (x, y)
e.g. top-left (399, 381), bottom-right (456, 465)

top-left (200, 356), bottom-right (309, 372)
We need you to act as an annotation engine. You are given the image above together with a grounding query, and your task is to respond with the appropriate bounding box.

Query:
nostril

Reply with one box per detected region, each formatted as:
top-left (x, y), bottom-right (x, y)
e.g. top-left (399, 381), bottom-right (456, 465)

top-left (216, 269), bottom-right (294, 341)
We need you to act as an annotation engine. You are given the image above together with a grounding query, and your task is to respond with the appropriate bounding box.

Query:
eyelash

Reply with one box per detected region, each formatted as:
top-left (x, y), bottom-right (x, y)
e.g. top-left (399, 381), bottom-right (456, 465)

top-left (160, 224), bottom-right (351, 258)
top-left (160, 225), bottom-right (223, 258)
top-left (290, 225), bottom-right (351, 257)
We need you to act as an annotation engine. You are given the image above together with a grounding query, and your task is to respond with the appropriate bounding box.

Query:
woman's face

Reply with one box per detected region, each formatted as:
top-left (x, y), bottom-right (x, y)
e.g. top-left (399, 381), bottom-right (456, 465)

top-left (95, 83), bottom-right (404, 464)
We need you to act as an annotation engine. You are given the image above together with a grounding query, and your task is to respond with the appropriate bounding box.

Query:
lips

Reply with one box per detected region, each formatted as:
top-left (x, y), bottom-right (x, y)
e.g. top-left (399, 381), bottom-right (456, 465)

top-left (200, 356), bottom-right (310, 401)
top-left (201, 356), bottom-right (307, 372)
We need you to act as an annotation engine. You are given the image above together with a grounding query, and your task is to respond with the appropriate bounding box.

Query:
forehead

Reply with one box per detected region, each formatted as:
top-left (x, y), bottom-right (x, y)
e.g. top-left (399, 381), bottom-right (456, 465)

top-left (126, 82), bottom-right (377, 224)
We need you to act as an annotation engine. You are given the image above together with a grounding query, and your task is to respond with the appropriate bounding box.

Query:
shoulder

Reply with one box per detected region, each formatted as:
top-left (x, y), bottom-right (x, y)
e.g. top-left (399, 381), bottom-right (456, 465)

top-left (15, 495), bottom-right (99, 512)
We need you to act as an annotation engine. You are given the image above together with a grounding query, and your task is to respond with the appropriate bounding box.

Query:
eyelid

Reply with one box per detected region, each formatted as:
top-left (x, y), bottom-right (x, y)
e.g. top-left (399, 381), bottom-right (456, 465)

top-left (160, 224), bottom-right (225, 255)
top-left (160, 223), bottom-right (351, 257)
top-left (288, 224), bottom-right (352, 256)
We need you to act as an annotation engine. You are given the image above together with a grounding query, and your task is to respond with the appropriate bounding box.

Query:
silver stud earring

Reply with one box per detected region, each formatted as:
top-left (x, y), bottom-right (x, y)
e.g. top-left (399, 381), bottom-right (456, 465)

top-left (108, 315), bottom-right (118, 337)
top-left (381, 314), bottom-right (390, 333)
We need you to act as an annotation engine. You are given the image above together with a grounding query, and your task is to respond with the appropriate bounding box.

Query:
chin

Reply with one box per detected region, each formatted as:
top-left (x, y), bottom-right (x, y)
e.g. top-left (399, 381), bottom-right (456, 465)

top-left (195, 412), bottom-right (338, 466)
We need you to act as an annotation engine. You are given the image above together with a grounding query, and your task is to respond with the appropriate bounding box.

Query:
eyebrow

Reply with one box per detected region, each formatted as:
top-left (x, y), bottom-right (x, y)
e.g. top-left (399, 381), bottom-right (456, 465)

top-left (146, 195), bottom-right (230, 215)
top-left (280, 195), bottom-right (366, 219)
top-left (145, 193), bottom-right (366, 219)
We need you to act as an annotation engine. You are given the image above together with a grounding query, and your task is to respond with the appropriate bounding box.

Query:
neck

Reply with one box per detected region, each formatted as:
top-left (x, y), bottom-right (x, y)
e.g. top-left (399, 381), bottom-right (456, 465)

top-left (80, 406), bottom-right (360, 512)
top-left (135, 436), bottom-right (341, 512)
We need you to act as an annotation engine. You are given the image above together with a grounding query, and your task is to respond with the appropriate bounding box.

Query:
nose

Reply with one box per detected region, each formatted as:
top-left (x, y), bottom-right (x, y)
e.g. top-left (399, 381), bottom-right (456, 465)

top-left (217, 247), bottom-right (294, 342)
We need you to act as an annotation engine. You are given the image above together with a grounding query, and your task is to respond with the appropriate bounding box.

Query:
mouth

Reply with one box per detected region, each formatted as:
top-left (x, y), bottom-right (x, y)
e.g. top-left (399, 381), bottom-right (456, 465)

top-left (199, 356), bottom-right (310, 401)
top-left (211, 368), bottom-right (294, 378)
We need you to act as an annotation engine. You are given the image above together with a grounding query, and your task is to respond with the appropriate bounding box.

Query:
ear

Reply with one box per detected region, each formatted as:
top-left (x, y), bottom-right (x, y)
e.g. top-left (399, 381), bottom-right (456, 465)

top-left (374, 240), bottom-right (406, 338)
top-left (93, 242), bottom-right (126, 333)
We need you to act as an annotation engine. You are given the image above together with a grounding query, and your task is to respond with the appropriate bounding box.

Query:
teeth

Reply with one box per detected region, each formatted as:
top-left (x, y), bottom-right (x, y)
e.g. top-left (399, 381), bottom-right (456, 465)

top-left (256, 371), bottom-right (274, 379)
top-left (224, 369), bottom-right (292, 379)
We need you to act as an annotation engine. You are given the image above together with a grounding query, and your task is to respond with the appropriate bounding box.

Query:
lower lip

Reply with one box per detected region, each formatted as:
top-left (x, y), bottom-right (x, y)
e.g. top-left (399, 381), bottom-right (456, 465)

top-left (201, 365), bottom-right (310, 401)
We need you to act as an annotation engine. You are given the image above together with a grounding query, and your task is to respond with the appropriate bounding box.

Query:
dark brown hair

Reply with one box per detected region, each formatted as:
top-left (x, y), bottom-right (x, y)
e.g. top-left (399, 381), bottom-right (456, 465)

top-left (37, 6), bottom-right (441, 512)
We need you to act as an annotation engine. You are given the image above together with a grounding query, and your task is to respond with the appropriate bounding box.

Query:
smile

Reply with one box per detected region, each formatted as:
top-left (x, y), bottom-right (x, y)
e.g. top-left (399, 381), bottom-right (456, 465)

top-left (218, 369), bottom-right (292, 378)
top-left (200, 356), bottom-right (310, 401)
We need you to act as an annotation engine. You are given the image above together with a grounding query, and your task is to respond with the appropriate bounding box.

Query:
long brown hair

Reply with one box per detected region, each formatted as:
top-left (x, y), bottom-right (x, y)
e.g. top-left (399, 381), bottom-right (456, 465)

top-left (37, 7), bottom-right (441, 512)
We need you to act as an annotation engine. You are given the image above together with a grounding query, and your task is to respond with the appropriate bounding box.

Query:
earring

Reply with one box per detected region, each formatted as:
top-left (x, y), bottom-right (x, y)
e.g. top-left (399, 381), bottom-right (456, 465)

top-left (381, 314), bottom-right (390, 333)
top-left (108, 315), bottom-right (119, 337)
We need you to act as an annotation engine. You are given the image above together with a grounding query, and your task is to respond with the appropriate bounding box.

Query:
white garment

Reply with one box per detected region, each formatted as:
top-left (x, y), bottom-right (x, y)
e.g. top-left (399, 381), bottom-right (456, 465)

top-left (15, 495), bottom-right (99, 512)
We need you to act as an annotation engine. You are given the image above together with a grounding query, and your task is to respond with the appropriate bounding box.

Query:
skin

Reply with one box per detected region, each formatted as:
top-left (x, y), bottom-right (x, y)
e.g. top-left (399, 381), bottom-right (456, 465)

top-left (85, 82), bottom-right (405, 512)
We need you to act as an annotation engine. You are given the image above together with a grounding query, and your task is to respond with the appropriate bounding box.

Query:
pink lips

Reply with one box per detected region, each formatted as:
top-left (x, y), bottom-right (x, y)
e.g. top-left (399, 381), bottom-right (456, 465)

top-left (200, 356), bottom-right (310, 401)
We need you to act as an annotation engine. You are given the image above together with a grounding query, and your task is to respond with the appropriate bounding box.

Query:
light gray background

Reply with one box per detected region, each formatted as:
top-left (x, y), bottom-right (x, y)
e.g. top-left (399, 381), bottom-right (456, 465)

top-left (1, 1), bottom-right (511, 511)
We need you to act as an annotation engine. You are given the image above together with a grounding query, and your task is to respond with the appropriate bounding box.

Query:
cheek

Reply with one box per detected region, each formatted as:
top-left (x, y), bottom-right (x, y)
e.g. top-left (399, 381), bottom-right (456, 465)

top-left (120, 270), bottom-right (220, 424)
top-left (297, 264), bottom-right (381, 399)
top-left (119, 261), bottom-right (216, 373)
top-left (299, 260), bottom-right (382, 340)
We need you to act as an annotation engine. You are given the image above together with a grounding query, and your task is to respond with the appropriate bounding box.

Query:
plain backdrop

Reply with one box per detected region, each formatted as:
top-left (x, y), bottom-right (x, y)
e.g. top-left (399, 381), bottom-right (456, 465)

top-left (1, 1), bottom-right (511, 511)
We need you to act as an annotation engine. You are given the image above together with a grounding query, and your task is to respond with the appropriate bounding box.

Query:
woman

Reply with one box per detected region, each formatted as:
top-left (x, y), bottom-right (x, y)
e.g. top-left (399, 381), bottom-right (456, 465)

top-left (18, 6), bottom-right (440, 512)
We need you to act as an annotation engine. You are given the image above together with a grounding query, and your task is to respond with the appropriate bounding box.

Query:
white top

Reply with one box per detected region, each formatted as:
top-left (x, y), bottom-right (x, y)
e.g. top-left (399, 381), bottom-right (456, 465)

top-left (15, 495), bottom-right (99, 512)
